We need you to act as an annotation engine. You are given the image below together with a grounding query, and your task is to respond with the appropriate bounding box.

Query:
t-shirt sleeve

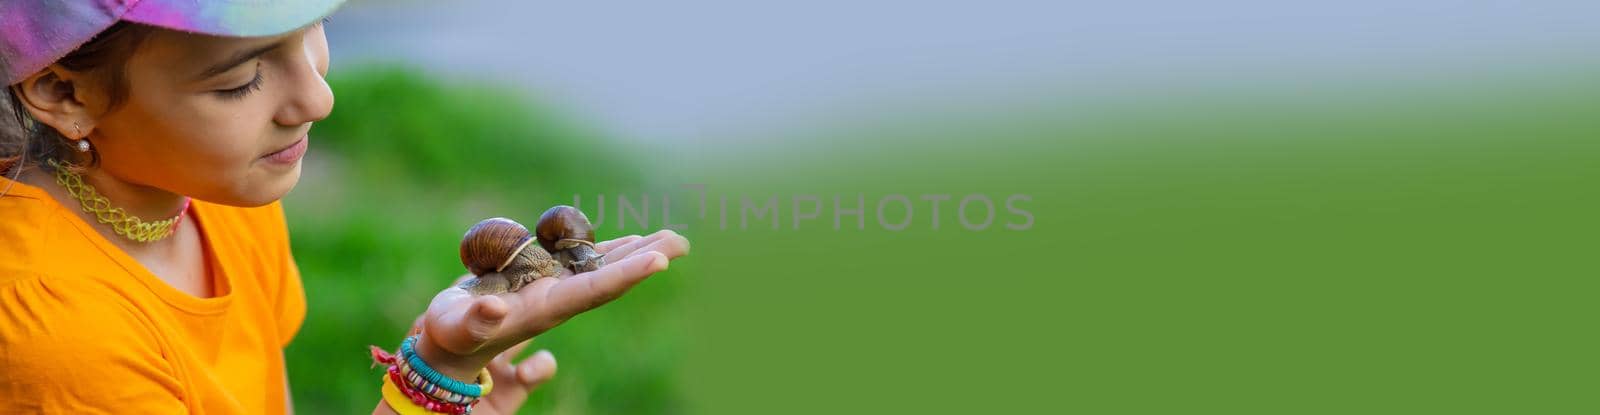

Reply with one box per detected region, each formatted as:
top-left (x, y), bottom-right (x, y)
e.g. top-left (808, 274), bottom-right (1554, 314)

top-left (0, 276), bottom-right (187, 413)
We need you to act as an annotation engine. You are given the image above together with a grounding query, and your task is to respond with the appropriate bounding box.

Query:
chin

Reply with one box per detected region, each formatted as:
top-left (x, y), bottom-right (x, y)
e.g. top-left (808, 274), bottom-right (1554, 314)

top-left (212, 163), bottom-right (303, 207)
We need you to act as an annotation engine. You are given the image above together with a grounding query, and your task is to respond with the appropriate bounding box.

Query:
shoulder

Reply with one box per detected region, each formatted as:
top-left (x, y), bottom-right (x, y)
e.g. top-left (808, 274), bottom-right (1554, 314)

top-left (0, 276), bottom-right (185, 409)
top-left (0, 275), bottom-right (165, 354)
top-left (0, 184), bottom-right (115, 285)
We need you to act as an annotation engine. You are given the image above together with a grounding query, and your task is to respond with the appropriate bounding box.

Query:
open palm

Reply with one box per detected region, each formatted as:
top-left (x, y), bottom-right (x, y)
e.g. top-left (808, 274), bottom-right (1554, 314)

top-left (399, 230), bottom-right (690, 414)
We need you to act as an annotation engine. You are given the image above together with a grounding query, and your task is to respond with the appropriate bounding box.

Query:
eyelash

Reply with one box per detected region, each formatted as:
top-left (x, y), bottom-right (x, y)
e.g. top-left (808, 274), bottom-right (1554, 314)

top-left (215, 63), bottom-right (264, 100)
top-left (211, 18), bottom-right (325, 100)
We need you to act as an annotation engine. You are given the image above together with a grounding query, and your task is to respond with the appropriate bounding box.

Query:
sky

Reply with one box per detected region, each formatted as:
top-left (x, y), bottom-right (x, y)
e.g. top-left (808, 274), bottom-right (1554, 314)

top-left (325, 0), bottom-right (1600, 143)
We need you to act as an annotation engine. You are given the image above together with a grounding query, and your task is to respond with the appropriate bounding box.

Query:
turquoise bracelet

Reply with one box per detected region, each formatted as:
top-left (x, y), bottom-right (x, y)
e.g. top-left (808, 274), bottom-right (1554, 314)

top-left (399, 335), bottom-right (485, 398)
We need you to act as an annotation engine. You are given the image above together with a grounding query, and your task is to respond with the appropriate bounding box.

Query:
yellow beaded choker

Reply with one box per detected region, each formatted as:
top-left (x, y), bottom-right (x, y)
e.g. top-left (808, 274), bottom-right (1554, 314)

top-left (47, 159), bottom-right (188, 243)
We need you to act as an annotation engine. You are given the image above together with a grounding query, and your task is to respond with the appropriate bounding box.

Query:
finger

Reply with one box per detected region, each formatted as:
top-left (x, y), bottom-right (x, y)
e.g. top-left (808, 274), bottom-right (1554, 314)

top-left (517, 349), bottom-right (558, 386)
top-left (495, 340), bottom-right (532, 368)
top-left (617, 231), bottom-right (691, 261)
top-left (600, 230), bottom-right (680, 262)
top-left (595, 235), bottom-right (642, 253)
top-left (480, 350), bottom-right (557, 413)
top-left (425, 290), bottom-right (510, 355)
top-left (541, 251), bottom-right (669, 319)
top-left (490, 339), bottom-right (532, 378)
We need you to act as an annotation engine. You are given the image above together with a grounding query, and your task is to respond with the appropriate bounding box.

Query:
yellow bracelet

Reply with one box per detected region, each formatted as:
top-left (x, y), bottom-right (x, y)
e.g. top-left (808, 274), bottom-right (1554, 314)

top-left (477, 366), bottom-right (495, 396)
top-left (381, 374), bottom-right (442, 415)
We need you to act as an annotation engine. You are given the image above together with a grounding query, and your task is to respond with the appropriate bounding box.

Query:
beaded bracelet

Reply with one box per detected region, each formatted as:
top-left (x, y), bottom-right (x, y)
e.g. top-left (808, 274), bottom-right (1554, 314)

top-left (399, 335), bottom-right (494, 398)
top-left (388, 365), bottom-right (473, 415)
top-left (399, 357), bottom-right (476, 405)
top-left (400, 359), bottom-right (458, 404)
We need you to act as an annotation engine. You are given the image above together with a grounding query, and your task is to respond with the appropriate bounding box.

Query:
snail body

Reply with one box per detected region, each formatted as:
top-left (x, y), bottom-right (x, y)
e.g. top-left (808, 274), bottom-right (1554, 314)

top-left (457, 217), bottom-right (565, 295)
top-left (536, 205), bottom-right (606, 273)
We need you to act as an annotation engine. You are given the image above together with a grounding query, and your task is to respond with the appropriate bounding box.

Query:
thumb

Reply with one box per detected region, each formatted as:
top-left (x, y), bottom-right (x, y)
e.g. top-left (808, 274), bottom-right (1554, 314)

top-left (428, 293), bottom-right (510, 355)
top-left (466, 295), bottom-right (510, 344)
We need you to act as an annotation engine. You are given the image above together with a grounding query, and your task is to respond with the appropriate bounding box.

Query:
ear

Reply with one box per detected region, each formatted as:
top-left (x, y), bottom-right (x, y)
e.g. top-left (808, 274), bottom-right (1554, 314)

top-left (11, 65), bottom-right (100, 141)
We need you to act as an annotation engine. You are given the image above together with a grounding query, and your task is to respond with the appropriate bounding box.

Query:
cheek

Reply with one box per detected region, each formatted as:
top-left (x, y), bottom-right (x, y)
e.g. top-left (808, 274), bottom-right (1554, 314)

top-left (161, 101), bottom-right (267, 163)
top-left (98, 96), bottom-right (276, 185)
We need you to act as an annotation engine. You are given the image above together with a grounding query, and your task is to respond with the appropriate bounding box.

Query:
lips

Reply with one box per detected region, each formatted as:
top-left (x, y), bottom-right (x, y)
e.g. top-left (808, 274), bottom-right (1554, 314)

top-left (263, 135), bottom-right (308, 165)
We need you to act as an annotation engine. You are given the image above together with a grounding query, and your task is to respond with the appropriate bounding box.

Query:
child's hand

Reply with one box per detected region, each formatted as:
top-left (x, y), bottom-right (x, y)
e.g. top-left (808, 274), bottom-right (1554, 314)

top-left (470, 339), bottom-right (558, 415)
top-left (409, 230), bottom-right (689, 403)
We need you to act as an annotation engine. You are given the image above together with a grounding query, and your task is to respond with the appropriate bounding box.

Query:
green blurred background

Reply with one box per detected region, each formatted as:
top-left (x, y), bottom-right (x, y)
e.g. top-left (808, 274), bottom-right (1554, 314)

top-left (286, 2), bottom-right (1598, 413)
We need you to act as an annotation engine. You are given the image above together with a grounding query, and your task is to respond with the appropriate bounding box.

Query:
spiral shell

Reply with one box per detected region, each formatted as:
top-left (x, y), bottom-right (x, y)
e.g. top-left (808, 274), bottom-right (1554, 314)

top-left (536, 205), bottom-right (596, 252)
top-left (459, 217), bottom-right (536, 276)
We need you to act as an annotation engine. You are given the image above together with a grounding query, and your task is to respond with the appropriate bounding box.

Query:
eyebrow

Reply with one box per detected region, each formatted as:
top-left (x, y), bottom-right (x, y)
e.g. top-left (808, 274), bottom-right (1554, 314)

top-left (194, 42), bottom-right (282, 80)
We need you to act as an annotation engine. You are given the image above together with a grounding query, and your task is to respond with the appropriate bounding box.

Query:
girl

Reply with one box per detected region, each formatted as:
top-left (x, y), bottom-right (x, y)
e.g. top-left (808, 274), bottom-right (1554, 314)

top-left (0, 1), bottom-right (689, 413)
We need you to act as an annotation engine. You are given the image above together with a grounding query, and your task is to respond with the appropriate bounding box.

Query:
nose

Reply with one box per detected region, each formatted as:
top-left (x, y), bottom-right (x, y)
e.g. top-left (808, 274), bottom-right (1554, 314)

top-left (274, 42), bottom-right (334, 127)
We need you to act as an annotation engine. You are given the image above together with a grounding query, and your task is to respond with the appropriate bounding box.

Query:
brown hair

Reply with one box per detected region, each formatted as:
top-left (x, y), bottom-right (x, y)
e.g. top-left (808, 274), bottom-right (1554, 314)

top-left (1, 21), bottom-right (154, 178)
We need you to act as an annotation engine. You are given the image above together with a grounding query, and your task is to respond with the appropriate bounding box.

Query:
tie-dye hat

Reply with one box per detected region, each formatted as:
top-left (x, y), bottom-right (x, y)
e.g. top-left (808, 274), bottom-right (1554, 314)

top-left (1, 0), bottom-right (345, 86)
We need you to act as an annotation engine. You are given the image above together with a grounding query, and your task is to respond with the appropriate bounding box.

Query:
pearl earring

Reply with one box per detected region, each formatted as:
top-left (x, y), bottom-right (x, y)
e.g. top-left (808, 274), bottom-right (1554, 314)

top-left (70, 122), bottom-right (91, 152)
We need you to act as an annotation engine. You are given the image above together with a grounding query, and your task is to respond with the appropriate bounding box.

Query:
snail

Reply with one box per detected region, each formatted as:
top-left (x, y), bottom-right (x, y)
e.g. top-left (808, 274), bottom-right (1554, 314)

top-left (457, 217), bottom-right (566, 295)
top-left (536, 205), bottom-right (606, 273)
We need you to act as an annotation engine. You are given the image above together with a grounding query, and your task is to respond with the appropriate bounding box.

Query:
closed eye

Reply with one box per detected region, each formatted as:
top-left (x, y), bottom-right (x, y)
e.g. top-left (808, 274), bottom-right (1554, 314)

top-left (214, 63), bottom-right (264, 100)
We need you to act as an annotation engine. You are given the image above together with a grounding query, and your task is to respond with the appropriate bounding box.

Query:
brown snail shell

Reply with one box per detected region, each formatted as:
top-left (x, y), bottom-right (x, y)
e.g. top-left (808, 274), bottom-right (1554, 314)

top-left (536, 205), bottom-right (606, 273)
top-left (536, 205), bottom-right (595, 250)
top-left (458, 217), bottom-right (565, 295)
top-left (460, 217), bottom-right (536, 276)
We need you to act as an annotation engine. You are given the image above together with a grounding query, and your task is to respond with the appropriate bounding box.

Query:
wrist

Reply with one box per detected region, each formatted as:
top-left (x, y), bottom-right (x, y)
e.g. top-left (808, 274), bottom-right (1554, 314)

top-left (370, 334), bottom-right (495, 415)
top-left (414, 331), bottom-right (490, 381)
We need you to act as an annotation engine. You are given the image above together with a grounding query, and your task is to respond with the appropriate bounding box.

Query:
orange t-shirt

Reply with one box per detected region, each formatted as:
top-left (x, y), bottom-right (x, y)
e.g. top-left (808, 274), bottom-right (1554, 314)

top-left (0, 177), bottom-right (306, 414)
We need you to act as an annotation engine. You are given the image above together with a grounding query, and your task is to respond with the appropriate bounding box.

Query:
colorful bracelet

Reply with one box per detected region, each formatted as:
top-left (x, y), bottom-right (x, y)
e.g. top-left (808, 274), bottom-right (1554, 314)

top-left (399, 335), bottom-right (493, 398)
top-left (370, 335), bottom-right (497, 414)
top-left (399, 357), bottom-right (476, 405)
top-left (388, 365), bottom-right (473, 415)
top-left (382, 373), bottom-right (452, 415)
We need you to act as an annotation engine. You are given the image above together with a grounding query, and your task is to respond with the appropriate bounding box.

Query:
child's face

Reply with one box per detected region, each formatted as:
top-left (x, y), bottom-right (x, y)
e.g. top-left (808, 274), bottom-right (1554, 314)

top-left (90, 22), bottom-right (332, 207)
